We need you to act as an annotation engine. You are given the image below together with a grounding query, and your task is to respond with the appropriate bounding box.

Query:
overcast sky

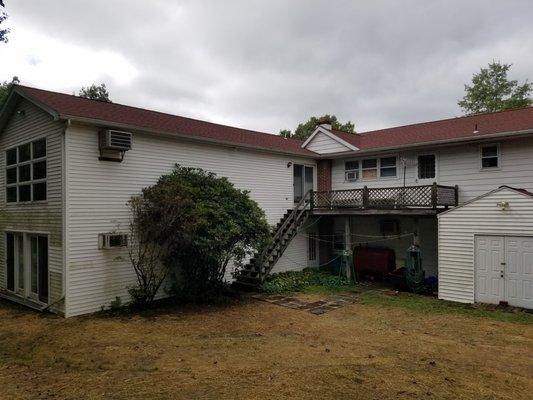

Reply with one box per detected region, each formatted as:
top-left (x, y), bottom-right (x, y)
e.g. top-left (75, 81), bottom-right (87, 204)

top-left (1, 1), bottom-right (532, 134)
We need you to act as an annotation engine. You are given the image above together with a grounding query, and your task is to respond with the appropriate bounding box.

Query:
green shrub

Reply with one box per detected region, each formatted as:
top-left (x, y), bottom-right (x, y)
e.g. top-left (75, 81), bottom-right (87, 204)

top-left (129, 165), bottom-right (271, 303)
top-left (260, 269), bottom-right (350, 294)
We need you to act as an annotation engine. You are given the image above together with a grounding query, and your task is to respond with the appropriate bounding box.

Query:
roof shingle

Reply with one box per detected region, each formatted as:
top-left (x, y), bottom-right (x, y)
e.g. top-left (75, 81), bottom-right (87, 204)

top-left (15, 85), bottom-right (315, 156)
top-left (329, 106), bottom-right (533, 151)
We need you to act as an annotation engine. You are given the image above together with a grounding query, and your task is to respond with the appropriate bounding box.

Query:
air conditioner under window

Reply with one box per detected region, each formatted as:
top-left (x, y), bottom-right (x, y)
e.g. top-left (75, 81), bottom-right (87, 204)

top-left (99, 129), bottom-right (133, 151)
top-left (345, 170), bottom-right (358, 182)
top-left (98, 233), bottom-right (128, 249)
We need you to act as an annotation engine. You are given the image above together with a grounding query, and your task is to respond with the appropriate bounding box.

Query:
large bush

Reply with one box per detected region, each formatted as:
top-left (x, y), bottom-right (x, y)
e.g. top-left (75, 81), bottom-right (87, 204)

top-left (130, 165), bottom-right (270, 301)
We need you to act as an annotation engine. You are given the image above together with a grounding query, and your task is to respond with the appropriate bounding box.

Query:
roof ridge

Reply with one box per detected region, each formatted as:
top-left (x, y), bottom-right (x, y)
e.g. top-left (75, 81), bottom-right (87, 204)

top-left (359, 106), bottom-right (533, 135)
top-left (331, 128), bottom-right (359, 135)
top-left (15, 84), bottom-right (306, 145)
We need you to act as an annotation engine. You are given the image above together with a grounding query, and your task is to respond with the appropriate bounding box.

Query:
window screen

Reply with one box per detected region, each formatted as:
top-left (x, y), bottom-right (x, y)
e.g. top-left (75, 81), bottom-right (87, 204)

top-left (380, 157), bottom-right (397, 177)
top-left (418, 154), bottom-right (436, 179)
top-left (481, 145), bottom-right (499, 168)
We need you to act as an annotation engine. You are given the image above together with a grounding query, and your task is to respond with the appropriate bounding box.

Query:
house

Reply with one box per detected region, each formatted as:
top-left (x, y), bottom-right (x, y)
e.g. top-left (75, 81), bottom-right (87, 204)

top-left (0, 85), bottom-right (532, 316)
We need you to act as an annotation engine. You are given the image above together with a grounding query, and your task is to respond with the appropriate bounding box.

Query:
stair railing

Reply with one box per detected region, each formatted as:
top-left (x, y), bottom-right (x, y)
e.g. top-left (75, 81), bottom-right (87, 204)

top-left (257, 189), bottom-right (313, 281)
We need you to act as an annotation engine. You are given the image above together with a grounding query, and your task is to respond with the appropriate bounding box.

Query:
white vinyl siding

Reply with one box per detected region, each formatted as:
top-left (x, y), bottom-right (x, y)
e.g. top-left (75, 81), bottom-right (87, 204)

top-left (305, 131), bottom-right (353, 154)
top-left (270, 232), bottom-right (309, 274)
top-left (438, 188), bottom-right (533, 304)
top-left (65, 124), bottom-right (316, 316)
top-left (0, 99), bottom-right (64, 313)
top-left (332, 136), bottom-right (533, 203)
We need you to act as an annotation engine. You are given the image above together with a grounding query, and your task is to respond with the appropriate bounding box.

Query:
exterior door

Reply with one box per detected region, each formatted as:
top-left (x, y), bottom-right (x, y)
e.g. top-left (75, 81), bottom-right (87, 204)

top-left (307, 233), bottom-right (318, 268)
top-left (5, 233), bottom-right (24, 295)
top-left (5, 233), bottom-right (48, 304)
top-left (293, 164), bottom-right (314, 203)
top-left (28, 235), bottom-right (48, 303)
top-left (475, 235), bottom-right (533, 308)
top-left (505, 237), bottom-right (533, 309)
top-left (475, 236), bottom-right (504, 305)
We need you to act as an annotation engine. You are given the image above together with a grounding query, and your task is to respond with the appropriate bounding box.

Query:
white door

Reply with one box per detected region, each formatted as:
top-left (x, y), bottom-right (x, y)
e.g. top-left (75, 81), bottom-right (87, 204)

top-left (293, 164), bottom-right (314, 203)
top-left (505, 237), bottom-right (533, 308)
top-left (475, 235), bottom-right (533, 308)
top-left (475, 236), bottom-right (505, 305)
top-left (307, 233), bottom-right (318, 268)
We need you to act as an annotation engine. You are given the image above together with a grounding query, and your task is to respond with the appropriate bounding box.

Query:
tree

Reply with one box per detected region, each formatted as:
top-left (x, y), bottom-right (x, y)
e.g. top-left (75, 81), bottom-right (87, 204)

top-left (78, 83), bottom-right (112, 102)
top-left (458, 62), bottom-right (532, 115)
top-left (0, 76), bottom-right (19, 109)
top-left (129, 165), bottom-right (271, 302)
top-left (0, 1), bottom-right (9, 44)
top-left (279, 114), bottom-right (355, 140)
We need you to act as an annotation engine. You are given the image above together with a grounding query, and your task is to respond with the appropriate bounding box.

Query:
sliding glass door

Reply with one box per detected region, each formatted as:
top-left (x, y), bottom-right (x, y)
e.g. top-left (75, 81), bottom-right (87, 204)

top-left (5, 233), bottom-right (48, 303)
top-left (293, 164), bottom-right (314, 203)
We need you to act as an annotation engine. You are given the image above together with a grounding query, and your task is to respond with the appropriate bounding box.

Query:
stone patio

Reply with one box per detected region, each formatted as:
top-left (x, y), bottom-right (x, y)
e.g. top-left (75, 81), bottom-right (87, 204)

top-left (251, 292), bottom-right (359, 315)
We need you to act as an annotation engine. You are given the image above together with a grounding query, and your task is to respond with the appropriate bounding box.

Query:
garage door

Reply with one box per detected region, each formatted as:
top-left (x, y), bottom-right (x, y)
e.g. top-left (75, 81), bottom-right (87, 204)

top-left (475, 236), bottom-right (533, 308)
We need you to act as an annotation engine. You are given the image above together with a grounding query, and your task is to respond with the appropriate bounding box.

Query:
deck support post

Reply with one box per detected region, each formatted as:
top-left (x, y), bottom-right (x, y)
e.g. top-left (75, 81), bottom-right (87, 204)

top-left (431, 182), bottom-right (438, 209)
top-left (344, 218), bottom-right (353, 282)
top-left (362, 186), bottom-right (369, 208)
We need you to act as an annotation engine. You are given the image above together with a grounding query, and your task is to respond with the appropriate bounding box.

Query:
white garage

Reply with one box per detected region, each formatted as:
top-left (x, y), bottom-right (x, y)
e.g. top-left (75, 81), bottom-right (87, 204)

top-left (438, 186), bottom-right (533, 309)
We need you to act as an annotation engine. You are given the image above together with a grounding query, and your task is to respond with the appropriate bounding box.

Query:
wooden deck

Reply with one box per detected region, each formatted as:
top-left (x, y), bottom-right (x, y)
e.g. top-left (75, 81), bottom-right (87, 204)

top-left (310, 183), bottom-right (458, 213)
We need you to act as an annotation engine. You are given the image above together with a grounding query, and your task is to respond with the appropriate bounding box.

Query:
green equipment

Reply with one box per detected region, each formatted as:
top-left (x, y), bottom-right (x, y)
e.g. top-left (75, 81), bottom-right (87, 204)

top-left (405, 244), bottom-right (424, 293)
top-left (340, 249), bottom-right (356, 284)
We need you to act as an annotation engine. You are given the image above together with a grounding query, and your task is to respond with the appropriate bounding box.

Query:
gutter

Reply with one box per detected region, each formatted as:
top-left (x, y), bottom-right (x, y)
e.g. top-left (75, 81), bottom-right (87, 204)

top-left (314, 128), bottom-right (533, 159)
top-left (60, 114), bottom-right (319, 159)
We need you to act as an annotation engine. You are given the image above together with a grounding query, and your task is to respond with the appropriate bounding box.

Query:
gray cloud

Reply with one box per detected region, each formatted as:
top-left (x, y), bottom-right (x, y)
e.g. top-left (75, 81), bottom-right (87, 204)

top-left (3, 0), bottom-right (533, 133)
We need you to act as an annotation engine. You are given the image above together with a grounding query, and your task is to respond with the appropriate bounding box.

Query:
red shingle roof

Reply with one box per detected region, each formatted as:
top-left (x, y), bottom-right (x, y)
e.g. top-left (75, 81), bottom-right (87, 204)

top-left (12, 85), bottom-right (533, 157)
top-left (14, 85), bottom-right (315, 157)
top-left (330, 106), bottom-right (533, 151)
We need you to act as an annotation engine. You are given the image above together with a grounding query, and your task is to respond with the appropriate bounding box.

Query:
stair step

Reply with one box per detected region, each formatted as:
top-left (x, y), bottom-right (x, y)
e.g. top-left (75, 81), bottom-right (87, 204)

top-left (235, 206), bottom-right (310, 287)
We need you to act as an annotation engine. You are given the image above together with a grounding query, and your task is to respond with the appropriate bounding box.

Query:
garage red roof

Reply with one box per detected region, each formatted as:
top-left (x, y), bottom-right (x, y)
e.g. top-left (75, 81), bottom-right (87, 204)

top-left (500, 186), bottom-right (533, 198)
top-left (14, 85), bottom-right (315, 157)
top-left (329, 106), bottom-right (533, 151)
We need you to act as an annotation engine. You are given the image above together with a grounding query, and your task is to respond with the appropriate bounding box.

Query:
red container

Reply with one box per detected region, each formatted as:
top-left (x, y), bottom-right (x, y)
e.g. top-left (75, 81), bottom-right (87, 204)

top-left (354, 246), bottom-right (396, 277)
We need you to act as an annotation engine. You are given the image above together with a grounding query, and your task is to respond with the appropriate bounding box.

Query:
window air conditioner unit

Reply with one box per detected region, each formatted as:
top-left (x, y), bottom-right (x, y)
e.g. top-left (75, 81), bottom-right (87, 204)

top-left (98, 233), bottom-right (128, 249)
top-left (345, 171), bottom-right (358, 182)
top-left (99, 129), bottom-right (133, 152)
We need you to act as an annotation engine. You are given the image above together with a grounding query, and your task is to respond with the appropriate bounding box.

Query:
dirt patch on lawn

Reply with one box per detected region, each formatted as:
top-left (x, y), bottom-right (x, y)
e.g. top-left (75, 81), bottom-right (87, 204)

top-left (0, 294), bottom-right (531, 400)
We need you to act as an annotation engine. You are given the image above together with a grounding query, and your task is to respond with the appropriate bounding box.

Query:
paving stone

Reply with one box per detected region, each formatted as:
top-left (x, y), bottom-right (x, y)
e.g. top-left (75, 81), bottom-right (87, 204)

top-left (252, 293), bottom-right (355, 315)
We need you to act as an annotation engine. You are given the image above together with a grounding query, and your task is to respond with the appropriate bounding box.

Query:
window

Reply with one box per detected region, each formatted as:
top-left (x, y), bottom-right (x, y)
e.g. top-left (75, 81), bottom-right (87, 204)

top-left (362, 159), bottom-right (378, 180)
top-left (380, 157), bottom-right (397, 177)
top-left (343, 156), bottom-right (400, 181)
top-left (380, 219), bottom-right (400, 236)
top-left (5, 138), bottom-right (47, 203)
top-left (481, 145), bottom-right (499, 169)
top-left (345, 160), bottom-right (359, 181)
top-left (418, 154), bottom-right (436, 179)
top-left (308, 233), bottom-right (317, 261)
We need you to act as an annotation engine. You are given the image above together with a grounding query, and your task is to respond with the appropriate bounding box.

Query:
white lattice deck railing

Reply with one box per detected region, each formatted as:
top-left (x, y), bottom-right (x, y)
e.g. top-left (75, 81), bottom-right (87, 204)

top-left (311, 183), bottom-right (458, 210)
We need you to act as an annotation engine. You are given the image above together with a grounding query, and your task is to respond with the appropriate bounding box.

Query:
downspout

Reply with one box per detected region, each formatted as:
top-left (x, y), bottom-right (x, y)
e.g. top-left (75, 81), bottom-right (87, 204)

top-left (61, 119), bottom-right (71, 316)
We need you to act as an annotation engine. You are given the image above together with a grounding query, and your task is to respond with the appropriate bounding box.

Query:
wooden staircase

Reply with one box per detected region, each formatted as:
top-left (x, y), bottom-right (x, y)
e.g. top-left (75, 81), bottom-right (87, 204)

top-left (234, 190), bottom-right (312, 288)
